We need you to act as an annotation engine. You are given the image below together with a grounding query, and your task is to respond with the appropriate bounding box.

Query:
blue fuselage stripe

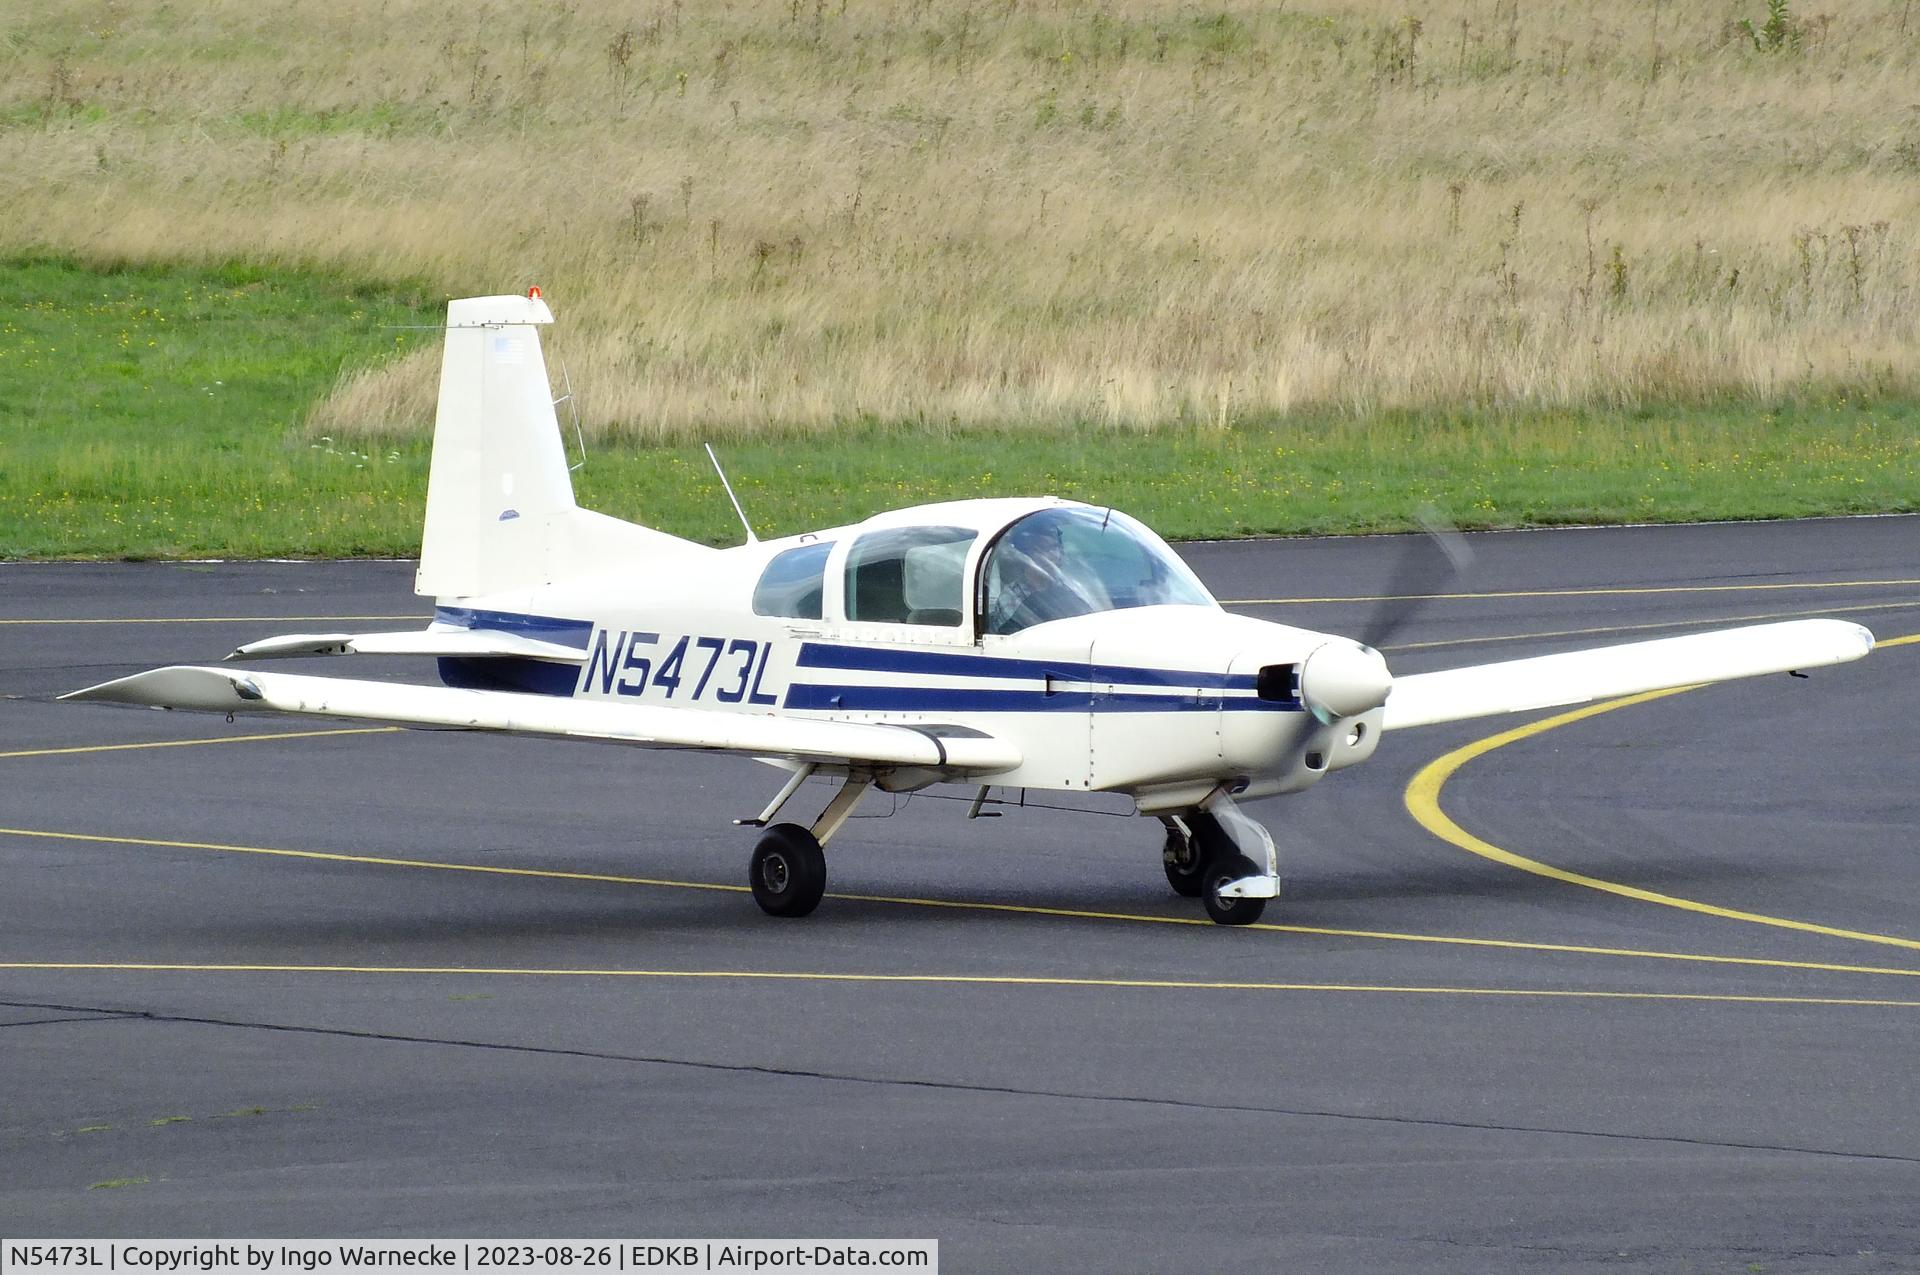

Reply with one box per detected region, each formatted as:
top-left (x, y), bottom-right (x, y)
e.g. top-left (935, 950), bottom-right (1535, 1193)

top-left (426, 615), bottom-right (1305, 714)
top-left (783, 683), bottom-right (1296, 714)
top-left (435, 606), bottom-right (594, 648)
top-left (795, 642), bottom-right (1262, 691)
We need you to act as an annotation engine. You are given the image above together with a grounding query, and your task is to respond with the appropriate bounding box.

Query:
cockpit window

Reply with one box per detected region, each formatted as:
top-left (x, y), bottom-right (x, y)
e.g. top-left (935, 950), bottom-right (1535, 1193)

top-left (979, 508), bottom-right (1213, 635)
top-left (753, 541), bottom-right (833, 619)
top-left (844, 526), bottom-right (977, 626)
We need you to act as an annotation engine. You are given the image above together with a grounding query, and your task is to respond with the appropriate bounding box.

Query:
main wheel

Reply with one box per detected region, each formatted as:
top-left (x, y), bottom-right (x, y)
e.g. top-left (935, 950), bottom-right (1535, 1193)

top-left (1167, 812), bottom-right (1233, 897)
top-left (750, 823), bottom-right (827, 918)
top-left (1202, 852), bottom-right (1268, 926)
top-left (1162, 823), bottom-right (1206, 898)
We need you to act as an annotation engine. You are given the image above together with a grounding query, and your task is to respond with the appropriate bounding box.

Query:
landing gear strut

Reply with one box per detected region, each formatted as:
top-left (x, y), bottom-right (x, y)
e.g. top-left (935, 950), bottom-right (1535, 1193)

top-left (1160, 817), bottom-right (1206, 898)
top-left (744, 771), bottom-right (872, 919)
top-left (1169, 792), bottom-right (1280, 926)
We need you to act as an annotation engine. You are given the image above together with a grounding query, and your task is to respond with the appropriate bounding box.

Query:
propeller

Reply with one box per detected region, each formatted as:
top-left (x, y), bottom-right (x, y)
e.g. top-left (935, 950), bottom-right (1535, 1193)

top-left (1294, 510), bottom-right (1473, 724)
top-left (1357, 509), bottom-right (1474, 651)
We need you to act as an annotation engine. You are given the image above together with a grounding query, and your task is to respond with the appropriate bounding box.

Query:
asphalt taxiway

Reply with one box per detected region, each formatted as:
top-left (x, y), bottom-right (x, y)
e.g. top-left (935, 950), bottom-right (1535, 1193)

top-left (3, 515), bottom-right (1918, 1272)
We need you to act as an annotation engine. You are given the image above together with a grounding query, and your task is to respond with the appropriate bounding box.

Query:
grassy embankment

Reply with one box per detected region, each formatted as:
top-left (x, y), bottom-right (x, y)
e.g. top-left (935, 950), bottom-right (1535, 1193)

top-left (1, 0), bottom-right (1916, 554)
top-left (3, 257), bottom-right (1913, 557)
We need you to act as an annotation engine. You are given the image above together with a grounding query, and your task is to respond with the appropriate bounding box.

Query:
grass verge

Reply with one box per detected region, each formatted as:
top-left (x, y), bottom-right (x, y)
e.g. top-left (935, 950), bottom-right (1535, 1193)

top-left (2, 258), bottom-right (1915, 559)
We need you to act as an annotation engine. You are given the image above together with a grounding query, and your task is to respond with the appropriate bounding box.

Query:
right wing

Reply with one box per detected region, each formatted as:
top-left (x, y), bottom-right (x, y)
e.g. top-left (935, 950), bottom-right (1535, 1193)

top-left (61, 666), bottom-right (1021, 774)
top-left (1381, 618), bottom-right (1874, 731)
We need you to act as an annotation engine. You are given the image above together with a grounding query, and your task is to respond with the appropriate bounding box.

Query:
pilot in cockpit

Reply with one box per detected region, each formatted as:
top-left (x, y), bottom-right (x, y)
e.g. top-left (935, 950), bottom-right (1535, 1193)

top-left (988, 518), bottom-right (1101, 634)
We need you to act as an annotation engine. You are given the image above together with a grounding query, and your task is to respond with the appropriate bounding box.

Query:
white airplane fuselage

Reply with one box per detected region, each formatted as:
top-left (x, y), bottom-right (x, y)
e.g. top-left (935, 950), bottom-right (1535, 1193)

top-left (434, 496), bottom-right (1382, 812)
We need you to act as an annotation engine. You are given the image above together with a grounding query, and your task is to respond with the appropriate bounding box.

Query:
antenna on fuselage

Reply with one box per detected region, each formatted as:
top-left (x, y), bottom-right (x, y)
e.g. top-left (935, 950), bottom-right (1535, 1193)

top-left (703, 443), bottom-right (759, 545)
top-left (555, 357), bottom-right (587, 474)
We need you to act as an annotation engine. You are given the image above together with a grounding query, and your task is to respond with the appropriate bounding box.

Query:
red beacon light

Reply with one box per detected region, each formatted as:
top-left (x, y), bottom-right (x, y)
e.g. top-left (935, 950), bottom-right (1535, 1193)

top-left (527, 285), bottom-right (543, 300)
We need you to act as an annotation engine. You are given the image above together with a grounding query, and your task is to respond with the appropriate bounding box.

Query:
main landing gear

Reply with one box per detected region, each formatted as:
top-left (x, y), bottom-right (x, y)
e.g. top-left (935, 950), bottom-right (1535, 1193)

top-left (1161, 792), bottom-right (1281, 926)
top-left (741, 769), bottom-right (1279, 927)
top-left (742, 766), bottom-right (871, 918)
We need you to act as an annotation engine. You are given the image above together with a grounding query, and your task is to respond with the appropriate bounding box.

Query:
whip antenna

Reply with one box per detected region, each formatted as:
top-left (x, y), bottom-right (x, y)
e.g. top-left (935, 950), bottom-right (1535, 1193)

top-left (704, 443), bottom-right (759, 545)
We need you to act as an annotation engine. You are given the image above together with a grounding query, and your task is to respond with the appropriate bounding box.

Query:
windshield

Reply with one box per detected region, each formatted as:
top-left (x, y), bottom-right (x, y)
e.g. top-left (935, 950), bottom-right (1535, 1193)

top-left (979, 508), bottom-right (1214, 636)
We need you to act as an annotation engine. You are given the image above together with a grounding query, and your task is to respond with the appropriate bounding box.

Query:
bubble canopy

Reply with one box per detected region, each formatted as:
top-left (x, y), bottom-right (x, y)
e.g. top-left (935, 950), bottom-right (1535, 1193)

top-left (979, 506), bottom-right (1215, 635)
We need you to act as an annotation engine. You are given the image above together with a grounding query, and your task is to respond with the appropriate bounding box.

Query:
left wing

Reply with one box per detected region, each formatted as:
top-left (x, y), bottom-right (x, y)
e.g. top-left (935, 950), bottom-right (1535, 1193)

top-left (61, 666), bottom-right (1021, 774)
top-left (1381, 618), bottom-right (1873, 731)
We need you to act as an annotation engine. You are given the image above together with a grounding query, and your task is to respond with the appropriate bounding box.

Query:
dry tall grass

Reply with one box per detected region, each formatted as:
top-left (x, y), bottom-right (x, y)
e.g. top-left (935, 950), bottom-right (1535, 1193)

top-left (3, 0), bottom-right (1916, 438)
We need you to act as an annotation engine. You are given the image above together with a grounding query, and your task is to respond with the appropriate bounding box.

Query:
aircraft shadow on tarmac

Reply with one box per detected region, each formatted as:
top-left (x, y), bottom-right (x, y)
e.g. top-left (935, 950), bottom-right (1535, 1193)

top-left (150, 853), bottom-right (1821, 947)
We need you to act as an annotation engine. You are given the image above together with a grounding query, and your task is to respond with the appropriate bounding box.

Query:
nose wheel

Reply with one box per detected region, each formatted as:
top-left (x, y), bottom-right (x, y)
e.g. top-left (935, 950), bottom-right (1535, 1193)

top-left (1161, 801), bottom-right (1276, 925)
top-left (1200, 852), bottom-right (1266, 926)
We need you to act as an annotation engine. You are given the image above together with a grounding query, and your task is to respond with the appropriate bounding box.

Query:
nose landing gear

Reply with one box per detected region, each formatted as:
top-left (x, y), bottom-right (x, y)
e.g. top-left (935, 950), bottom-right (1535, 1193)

top-left (1160, 795), bottom-right (1279, 926)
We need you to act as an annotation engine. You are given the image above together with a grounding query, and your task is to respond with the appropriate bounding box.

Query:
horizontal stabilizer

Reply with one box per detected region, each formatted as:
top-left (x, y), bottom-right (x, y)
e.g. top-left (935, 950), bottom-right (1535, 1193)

top-left (62, 666), bottom-right (1021, 774)
top-left (1382, 619), bottom-right (1874, 731)
top-left (228, 629), bottom-right (587, 663)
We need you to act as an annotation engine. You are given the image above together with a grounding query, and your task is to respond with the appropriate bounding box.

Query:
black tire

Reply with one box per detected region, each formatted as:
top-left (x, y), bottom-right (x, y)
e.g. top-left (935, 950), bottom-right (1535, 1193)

top-left (1162, 824), bottom-right (1205, 898)
top-left (750, 823), bottom-right (827, 918)
top-left (1167, 811), bottom-right (1234, 897)
top-left (1185, 812), bottom-right (1233, 856)
top-left (1201, 852), bottom-right (1268, 926)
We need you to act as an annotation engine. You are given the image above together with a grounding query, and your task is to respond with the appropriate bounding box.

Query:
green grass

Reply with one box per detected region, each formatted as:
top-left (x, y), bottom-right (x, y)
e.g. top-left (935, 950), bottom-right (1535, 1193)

top-left (3, 258), bottom-right (1916, 559)
top-left (1, 257), bottom-right (435, 556)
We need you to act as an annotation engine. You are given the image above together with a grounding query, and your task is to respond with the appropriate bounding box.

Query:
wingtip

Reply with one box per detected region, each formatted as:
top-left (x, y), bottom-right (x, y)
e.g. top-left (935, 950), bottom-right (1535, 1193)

top-left (56, 665), bottom-right (256, 712)
top-left (59, 673), bottom-right (131, 704)
top-left (58, 674), bottom-right (147, 705)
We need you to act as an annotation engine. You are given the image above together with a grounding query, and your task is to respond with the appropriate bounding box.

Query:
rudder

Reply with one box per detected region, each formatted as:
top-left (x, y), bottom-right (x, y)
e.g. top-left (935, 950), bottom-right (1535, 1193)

top-left (415, 292), bottom-right (705, 600)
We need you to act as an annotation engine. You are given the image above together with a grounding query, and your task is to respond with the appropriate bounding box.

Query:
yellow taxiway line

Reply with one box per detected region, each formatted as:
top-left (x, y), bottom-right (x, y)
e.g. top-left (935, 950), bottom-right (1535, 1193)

top-left (8, 578), bottom-right (1912, 624)
top-left (1223, 578), bottom-right (1920, 607)
top-left (0, 727), bottom-right (401, 761)
top-left (3, 961), bottom-right (1919, 1009)
top-left (1383, 599), bottom-right (1919, 654)
top-left (12, 637), bottom-right (1917, 986)
top-left (0, 614), bottom-right (422, 626)
top-left (1404, 632), bottom-right (1920, 952)
top-left (4, 820), bottom-right (1920, 981)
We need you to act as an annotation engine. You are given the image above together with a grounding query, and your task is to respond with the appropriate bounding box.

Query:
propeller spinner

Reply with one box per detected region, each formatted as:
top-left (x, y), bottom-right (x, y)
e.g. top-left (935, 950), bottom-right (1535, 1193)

top-left (1297, 639), bottom-right (1393, 723)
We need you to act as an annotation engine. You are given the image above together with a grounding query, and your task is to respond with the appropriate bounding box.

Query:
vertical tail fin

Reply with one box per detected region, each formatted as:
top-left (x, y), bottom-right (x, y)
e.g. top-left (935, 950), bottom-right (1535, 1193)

top-left (415, 293), bottom-right (707, 600)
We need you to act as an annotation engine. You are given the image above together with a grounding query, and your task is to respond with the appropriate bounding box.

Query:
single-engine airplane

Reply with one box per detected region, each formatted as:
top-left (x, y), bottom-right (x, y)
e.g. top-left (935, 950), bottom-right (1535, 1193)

top-left (66, 292), bottom-right (1876, 924)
